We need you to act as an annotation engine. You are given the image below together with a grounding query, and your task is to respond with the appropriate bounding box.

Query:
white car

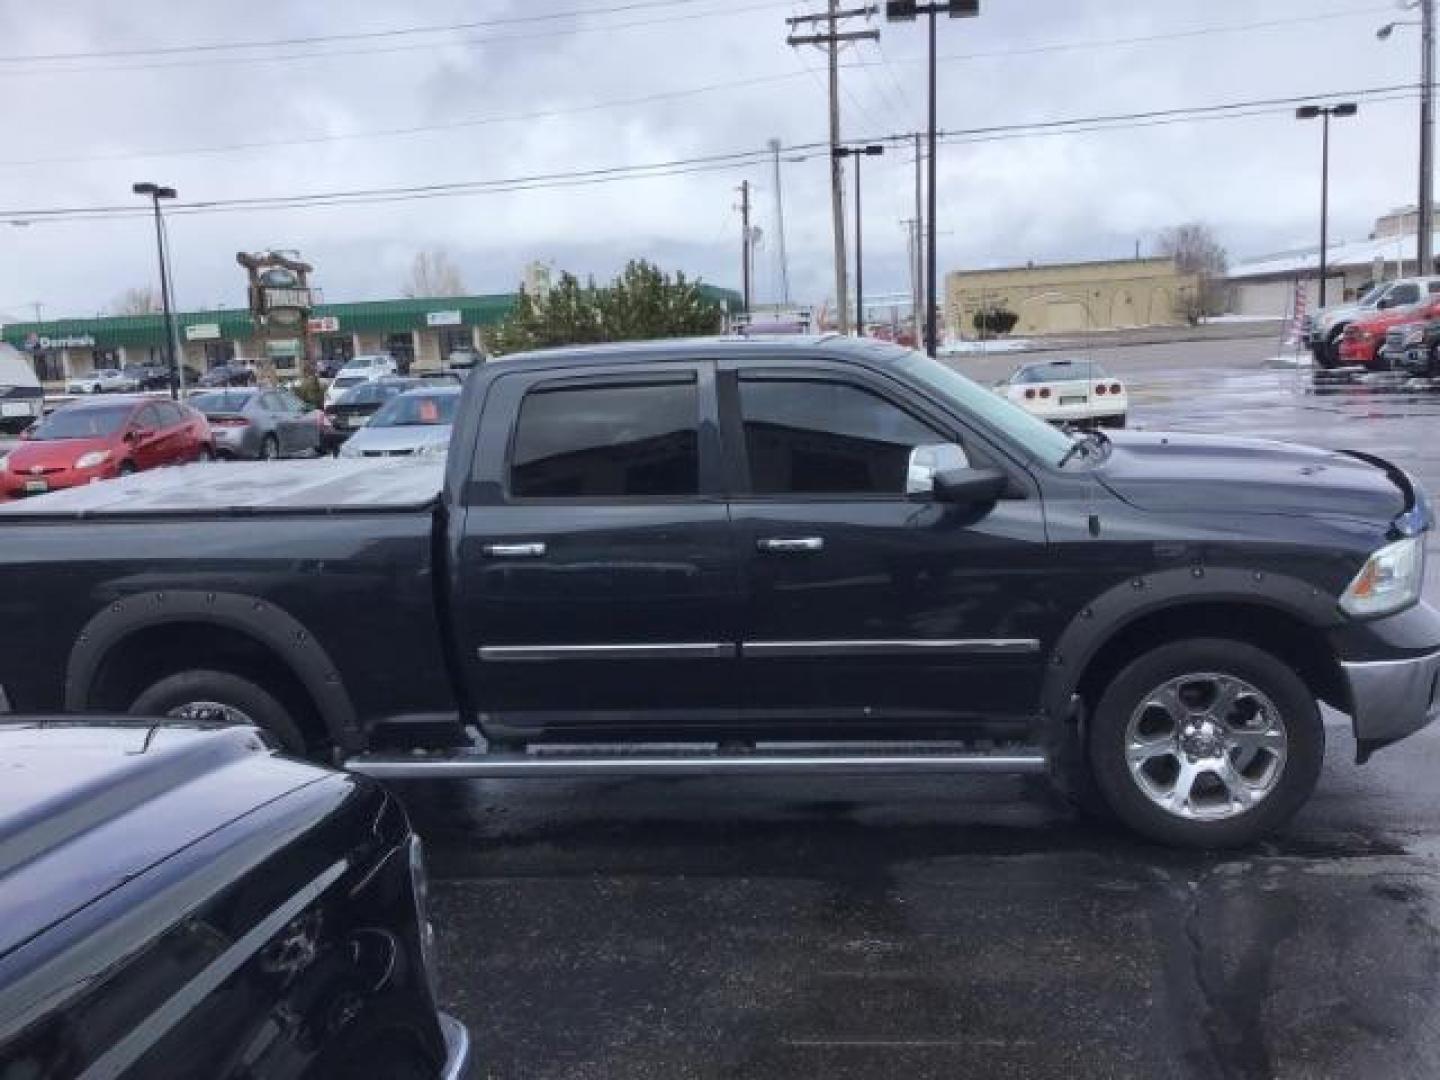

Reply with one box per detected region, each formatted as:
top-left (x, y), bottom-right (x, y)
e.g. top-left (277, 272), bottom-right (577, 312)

top-left (996, 359), bottom-right (1127, 428)
top-left (66, 368), bottom-right (138, 395)
top-left (323, 354), bottom-right (399, 408)
top-left (339, 386), bottom-right (458, 459)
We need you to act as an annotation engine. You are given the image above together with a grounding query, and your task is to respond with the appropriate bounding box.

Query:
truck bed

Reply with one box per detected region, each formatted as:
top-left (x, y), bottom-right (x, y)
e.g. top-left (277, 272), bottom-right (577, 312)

top-left (0, 458), bottom-right (445, 516)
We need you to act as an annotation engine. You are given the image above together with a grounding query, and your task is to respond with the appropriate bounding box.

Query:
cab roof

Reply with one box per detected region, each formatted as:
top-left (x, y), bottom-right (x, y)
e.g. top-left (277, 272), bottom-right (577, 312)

top-left (484, 334), bottom-right (902, 371)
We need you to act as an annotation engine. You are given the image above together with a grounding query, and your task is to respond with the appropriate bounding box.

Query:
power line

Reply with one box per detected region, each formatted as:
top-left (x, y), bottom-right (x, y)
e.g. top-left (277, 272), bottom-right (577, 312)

top-left (0, 84), bottom-right (1422, 224)
top-left (0, 0), bottom-right (1381, 78)
top-left (0, 1), bottom-right (794, 78)
top-left (0, 0), bottom-right (768, 63)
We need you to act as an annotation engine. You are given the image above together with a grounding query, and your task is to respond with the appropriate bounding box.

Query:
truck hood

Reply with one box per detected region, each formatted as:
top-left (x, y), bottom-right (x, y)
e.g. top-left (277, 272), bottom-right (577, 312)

top-left (1317, 301), bottom-right (1365, 330)
top-left (1096, 431), bottom-right (1412, 522)
top-left (0, 723), bottom-right (326, 959)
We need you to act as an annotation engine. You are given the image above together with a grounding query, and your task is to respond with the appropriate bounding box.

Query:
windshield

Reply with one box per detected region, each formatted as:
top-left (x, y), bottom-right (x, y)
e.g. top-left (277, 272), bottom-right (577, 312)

top-left (31, 405), bottom-right (131, 439)
top-left (1013, 360), bottom-right (1109, 384)
top-left (886, 348), bottom-right (1075, 464)
top-left (369, 393), bottom-right (459, 427)
top-left (1358, 284), bottom-right (1389, 306)
top-left (190, 391), bottom-right (253, 414)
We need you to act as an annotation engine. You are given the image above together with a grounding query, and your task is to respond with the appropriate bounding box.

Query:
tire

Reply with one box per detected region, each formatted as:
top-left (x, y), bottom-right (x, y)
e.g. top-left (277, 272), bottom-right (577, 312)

top-left (1087, 638), bottom-right (1324, 848)
top-left (129, 669), bottom-right (307, 754)
top-left (199, 444), bottom-right (216, 462)
top-left (260, 434), bottom-right (280, 461)
top-left (1323, 327), bottom-right (1346, 369)
top-left (117, 461), bottom-right (136, 477)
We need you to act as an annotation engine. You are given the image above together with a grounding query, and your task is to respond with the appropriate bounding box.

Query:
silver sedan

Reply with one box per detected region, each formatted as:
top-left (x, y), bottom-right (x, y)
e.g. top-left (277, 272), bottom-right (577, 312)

top-left (189, 388), bottom-right (323, 460)
top-left (339, 386), bottom-right (459, 459)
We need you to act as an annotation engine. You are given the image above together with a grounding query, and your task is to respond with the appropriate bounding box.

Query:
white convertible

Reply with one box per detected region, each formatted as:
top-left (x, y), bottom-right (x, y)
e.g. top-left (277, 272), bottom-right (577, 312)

top-left (996, 358), bottom-right (1127, 428)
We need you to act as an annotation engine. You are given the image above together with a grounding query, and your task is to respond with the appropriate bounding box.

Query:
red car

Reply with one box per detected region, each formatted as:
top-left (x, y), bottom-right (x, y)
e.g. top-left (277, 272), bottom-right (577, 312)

top-left (0, 397), bottom-right (213, 499)
top-left (1339, 297), bottom-right (1440, 366)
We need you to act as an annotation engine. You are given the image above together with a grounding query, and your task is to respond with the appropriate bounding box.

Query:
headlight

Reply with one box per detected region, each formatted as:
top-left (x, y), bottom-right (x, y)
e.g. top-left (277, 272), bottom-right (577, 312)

top-left (415, 440), bottom-right (450, 457)
top-left (408, 835), bottom-right (441, 1003)
top-left (1340, 534), bottom-right (1426, 617)
top-left (76, 450), bottom-right (111, 469)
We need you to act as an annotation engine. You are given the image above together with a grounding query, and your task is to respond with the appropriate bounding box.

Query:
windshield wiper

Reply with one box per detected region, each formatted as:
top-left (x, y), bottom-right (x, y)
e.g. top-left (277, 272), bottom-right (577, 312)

top-left (1057, 428), bottom-right (1111, 468)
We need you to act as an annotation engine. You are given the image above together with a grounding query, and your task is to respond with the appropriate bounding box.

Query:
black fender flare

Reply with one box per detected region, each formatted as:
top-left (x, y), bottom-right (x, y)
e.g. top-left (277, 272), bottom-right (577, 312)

top-left (1039, 566), bottom-right (1341, 723)
top-left (64, 589), bottom-right (362, 751)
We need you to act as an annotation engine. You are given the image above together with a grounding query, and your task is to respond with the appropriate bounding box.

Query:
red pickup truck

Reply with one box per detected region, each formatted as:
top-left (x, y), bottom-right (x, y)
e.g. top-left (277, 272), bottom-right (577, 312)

top-left (1340, 297), bottom-right (1440, 366)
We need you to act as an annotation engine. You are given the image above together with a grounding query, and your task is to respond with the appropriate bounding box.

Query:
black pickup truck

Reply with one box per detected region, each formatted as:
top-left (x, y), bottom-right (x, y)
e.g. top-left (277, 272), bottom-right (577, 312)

top-left (1, 336), bottom-right (1437, 847)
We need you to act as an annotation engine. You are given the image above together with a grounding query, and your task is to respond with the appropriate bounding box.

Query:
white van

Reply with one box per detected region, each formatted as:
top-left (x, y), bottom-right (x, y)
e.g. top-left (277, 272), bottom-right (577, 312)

top-left (323, 354), bottom-right (399, 408)
top-left (0, 344), bottom-right (43, 434)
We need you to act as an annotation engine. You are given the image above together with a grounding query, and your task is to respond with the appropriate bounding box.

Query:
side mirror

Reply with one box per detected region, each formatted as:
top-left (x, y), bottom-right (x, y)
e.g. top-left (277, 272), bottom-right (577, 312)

top-left (934, 466), bottom-right (1009, 506)
top-left (907, 443), bottom-right (971, 498)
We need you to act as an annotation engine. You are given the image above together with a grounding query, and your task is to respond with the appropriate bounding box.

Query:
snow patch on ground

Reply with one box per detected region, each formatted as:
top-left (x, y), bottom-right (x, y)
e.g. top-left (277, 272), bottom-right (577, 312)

top-left (939, 338), bottom-right (1034, 356)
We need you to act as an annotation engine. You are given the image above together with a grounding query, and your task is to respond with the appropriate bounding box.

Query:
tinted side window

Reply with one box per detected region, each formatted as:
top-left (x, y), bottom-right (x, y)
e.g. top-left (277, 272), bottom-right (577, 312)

top-left (510, 380), bottom-right (699, 499)
top-left (155, 402), bottom-right (183, 426)
top-left (1391, 284), bottom-right (1420, 305)
top-left (134, 404), bottom-right (163, 429)
top-left (739, 378), bottom-right (943, 496)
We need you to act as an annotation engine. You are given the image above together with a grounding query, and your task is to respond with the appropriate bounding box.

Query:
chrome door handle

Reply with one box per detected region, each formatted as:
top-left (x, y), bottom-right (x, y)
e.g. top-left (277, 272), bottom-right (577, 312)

top-left (483, 542), bottom-right (547, 559)
top-left (757, 537), bottom-right (824, 553)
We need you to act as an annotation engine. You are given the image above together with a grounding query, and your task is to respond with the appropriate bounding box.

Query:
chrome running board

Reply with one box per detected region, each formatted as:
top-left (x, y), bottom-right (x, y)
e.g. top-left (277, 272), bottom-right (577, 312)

top-left (344, 741), bottom-right (1048, 780)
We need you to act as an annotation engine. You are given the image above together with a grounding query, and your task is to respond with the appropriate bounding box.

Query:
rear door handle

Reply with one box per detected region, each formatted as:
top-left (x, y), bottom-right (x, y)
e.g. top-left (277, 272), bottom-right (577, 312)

top-left (483, 542), bottom-right (547, 559)
top-left (757, 537), bottom-right (825, 554)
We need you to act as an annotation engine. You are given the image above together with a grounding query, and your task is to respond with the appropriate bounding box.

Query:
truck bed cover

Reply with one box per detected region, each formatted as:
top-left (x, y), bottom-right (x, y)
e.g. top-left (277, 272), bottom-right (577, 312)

top-left (0, 458), bottom-right (444, 516)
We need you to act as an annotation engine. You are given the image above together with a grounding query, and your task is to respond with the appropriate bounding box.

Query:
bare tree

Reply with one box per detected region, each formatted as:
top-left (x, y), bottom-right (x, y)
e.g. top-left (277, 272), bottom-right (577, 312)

top-left (1157, 222), bottom-right (1230, 323)
top-left (113, 285), bottom-right (162, 315)
top-left (401, 250), bottom-right (467, 298)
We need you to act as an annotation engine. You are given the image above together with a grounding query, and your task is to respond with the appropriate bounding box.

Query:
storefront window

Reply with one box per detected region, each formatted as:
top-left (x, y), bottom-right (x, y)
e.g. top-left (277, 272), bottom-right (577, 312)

top-left (320, 335), bottom-right (354, 366)
top-left (202, 341), bottom-right (236, 369)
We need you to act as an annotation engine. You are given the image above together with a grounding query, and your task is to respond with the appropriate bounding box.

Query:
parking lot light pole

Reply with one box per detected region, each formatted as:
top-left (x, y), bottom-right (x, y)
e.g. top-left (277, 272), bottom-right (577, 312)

top-left (131, 182), bottom-right (180, 400)
top-left (1379, 2), bottom-right (1434, 275)
top-left (1295, 104), bottom-right (1358, 307)
top-left (833, 144), bottom-right (885, 335)
top-left (886, 0), bottom-right (980, 357)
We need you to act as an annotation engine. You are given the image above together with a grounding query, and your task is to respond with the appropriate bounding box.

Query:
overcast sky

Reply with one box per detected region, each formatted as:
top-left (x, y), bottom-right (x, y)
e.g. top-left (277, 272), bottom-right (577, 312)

top-left (0, 0), bottom-right (1427, 321)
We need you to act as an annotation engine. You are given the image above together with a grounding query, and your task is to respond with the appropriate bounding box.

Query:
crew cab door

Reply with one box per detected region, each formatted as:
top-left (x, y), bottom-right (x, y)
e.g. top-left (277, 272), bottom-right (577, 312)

top-left (454, 362), bottom-right (740, 739)
top-left (722, 361), bottom-right (1050, 734)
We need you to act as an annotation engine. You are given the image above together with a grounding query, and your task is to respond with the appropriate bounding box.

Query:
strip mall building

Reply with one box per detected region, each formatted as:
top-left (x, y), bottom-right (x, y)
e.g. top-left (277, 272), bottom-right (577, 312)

top-left (1, 294), bottom-right (515, 383)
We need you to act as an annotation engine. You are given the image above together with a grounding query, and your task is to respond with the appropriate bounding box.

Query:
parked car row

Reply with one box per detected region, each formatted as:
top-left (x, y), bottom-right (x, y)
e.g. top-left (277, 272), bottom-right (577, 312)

top-left (1306, 276), bottom-right (1440, 368)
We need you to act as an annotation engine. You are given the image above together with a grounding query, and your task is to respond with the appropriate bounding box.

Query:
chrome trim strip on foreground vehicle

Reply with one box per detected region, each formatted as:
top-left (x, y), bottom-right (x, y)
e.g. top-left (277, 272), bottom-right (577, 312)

top-left (479, 639), bottom-right (1041, 661)
top-left (1341, 648), bottom-right (1440, 746)
top-left (742, 638), bottom-right (1042, 657)
top-left (479, 643), bottom-right (737, 661)
top-left (76, 860), bottom-right (349, 1080)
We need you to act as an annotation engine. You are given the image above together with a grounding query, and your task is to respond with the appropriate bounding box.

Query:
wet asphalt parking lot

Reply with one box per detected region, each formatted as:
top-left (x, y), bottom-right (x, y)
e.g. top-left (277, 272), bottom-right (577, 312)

top-left (401, 334), bottom-right (1440, 1079)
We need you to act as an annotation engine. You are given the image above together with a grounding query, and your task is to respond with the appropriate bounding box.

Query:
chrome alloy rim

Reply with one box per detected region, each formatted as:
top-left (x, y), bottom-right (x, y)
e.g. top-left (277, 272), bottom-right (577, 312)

top-left (1124, 672), bottom-right (1288, 821)
top-left (167, 701), bottom-right (256, 726)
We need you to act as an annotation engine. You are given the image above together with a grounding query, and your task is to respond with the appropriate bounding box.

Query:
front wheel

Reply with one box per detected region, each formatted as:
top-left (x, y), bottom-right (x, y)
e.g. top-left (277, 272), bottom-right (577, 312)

top-left (1087, 638), bottom-right (1324, 848)
top-left (259, 434), bottom-right (280, 460)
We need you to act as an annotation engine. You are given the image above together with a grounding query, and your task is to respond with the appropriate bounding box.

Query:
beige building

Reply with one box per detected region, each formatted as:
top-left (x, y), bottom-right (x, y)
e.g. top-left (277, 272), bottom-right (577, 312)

top-left (946, 257), bottom-right (1198, 339)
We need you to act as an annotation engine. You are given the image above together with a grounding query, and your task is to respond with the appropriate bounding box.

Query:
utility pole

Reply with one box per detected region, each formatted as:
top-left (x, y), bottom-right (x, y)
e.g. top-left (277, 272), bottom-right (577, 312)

top-left (886, 0), bottom-right (980, 355)
top-left (835, 144), bottom-right (884, 334)
top-left (30, 301), bottom-right (42, 323)
top-left (768, 138), bottom-right (792, 306)
top-left (788, 4), bottom-right (879, 334)
top-left (738, 180), bottom-right (753, 313)
top-left (902, 218), bottom-right (919, 336)
top-left (1296, 103), bottom-right (1358, 307)
top-left (1423, 0), bottom-right (1435, 273)
top-left (913, 131), bottom-right (924, 337)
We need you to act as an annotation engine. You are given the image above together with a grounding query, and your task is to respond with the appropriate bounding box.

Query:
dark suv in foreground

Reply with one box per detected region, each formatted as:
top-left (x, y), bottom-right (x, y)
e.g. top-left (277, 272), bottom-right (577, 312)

top-left (0, 720), bottom-right (470, 1079)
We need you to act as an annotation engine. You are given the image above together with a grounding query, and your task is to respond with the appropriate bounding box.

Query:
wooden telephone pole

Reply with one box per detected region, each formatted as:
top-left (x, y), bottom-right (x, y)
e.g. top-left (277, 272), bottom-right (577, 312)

top-left (787, 3), bottom-right (878, 334)
top-left (738, 180), bottom-right (753, 313)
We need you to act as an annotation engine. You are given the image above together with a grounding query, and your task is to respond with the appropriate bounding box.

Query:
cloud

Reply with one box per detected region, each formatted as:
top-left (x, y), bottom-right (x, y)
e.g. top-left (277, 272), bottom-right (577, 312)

top-left (0, 0), bottom-right (1428, 319)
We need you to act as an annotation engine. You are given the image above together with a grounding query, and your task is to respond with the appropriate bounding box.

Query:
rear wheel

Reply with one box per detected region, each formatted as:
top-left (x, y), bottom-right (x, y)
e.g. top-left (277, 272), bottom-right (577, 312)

top-left (1087, 638), bottom-right (1324, 848)
top-left (129, 669), bottom-right (307, 754)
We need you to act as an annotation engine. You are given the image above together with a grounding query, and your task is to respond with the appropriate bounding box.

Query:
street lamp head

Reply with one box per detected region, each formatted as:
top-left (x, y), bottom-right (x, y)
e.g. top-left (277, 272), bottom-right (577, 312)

top-left (862, 144), bottom-right (886, 156)
top-left (1377, 22), bottom-right (1396, 40)
top-left (132, 182), bottom-right (158, 196)
top-left (1295, 106), bottom-right (1322, 120)
top-left (1334, 103), bottom-right (1359, 118)
top-left (155, 186), bottom-right (177, 199)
